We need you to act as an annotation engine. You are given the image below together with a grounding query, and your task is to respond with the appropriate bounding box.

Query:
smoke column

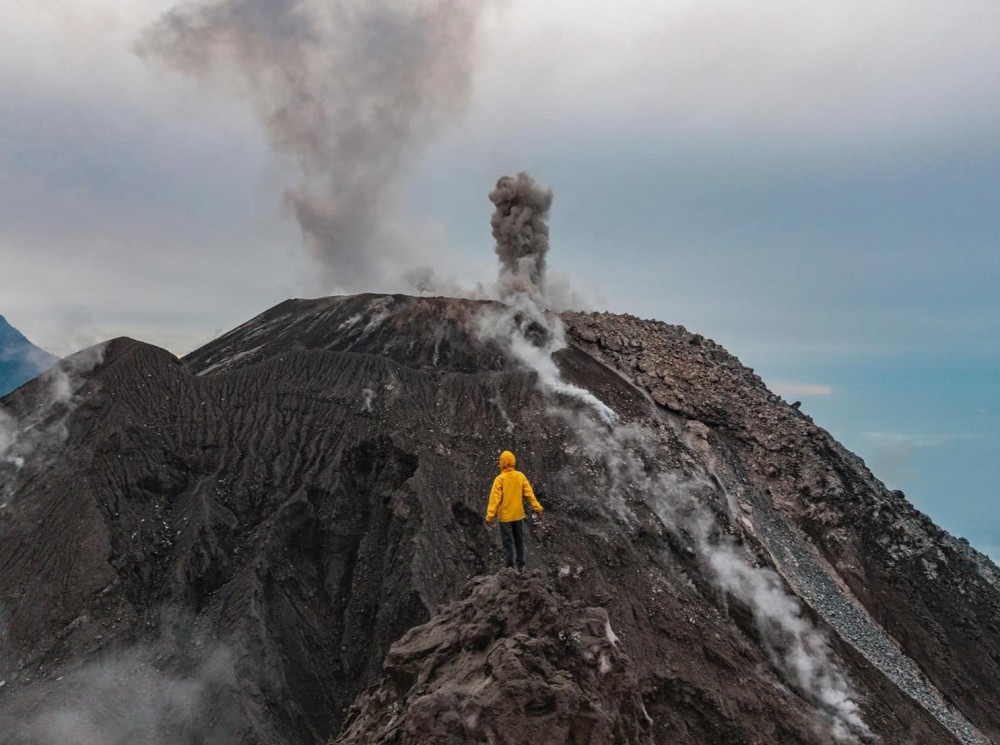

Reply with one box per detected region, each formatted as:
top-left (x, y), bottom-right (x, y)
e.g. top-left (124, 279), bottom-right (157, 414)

top-left (140, 0), bottom-right (487, 291)
top-left (490, 172), bottom-right (553, 297)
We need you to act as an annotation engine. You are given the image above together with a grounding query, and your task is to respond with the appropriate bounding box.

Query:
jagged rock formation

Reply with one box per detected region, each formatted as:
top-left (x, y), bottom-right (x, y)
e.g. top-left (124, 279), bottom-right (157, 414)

top-left (0, 315), bottom-right (58, 397)
top-left (337, 570), bottom-right (651, 745)
top-left (0, 293), bottom-right (997, 745)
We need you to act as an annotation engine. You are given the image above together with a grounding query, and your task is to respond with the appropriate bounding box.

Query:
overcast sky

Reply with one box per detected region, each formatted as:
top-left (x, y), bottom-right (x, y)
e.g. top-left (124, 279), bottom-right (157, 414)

top-left (1, 0), bottom-right (998, 557)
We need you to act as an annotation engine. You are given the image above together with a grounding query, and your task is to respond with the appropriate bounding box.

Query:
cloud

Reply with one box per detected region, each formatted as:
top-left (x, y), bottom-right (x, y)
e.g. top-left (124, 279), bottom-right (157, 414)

top-left (1, 0), bottom-right (997, 451)
top-left (862, 432), bottom-right (981, 448)
top-left (771, 382), bottom-right (834, 398)
top-left (474, 0), bottom-right (1000, 148)
top-left (863, 432), bottom-right (983, 488)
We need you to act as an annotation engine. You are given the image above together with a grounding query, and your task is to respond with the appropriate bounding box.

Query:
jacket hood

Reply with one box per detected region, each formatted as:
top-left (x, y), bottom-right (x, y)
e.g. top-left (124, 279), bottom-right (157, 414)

top-left (499, 450), bottom-right (516, 471)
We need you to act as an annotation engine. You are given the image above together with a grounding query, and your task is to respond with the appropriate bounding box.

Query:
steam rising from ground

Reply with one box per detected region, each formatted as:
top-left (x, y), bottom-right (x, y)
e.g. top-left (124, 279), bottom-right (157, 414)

top-left (474, 297), bottom-right (617, 426)
top-left (2, 642), bottom-right (239, 745)
top-left (140, 0), bottom-right (487, 292)
top-left (490, 172), bottom-right (553, 297)
top-left (0, 344), bottom-right (105, 506)
top-left (707, 544), bottom-right (871, 741)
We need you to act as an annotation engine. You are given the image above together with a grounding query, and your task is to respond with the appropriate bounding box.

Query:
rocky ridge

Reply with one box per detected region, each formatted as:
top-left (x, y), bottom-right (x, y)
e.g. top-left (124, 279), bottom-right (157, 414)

top-left (337, 570), bottom-right (651, 745)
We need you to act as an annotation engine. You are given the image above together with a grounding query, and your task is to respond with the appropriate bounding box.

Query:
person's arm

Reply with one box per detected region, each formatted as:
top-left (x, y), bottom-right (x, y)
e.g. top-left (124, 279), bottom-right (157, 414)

top-left (523, 475), bottom-right (543, 515)
top-left (486, 476), bottom-right (503, 524)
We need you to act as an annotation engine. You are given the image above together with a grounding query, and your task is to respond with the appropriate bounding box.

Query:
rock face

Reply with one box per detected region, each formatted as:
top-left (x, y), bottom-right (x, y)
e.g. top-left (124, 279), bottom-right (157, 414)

top-left (560, 311), bottom-right (1000, 745)
top-left (0, 293), bottom-right (997, 745)
top-left (0, 315), bottom-right (58, 396)
top-left (337, 570), bottom-right (651, 745)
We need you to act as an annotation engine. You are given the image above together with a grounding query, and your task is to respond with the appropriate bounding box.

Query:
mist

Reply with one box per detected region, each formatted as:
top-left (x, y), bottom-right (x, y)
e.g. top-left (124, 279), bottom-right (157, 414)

top-left (1, 641), bottom-right (240, 745)
top-left (0, 344), bottom-right (105, 507)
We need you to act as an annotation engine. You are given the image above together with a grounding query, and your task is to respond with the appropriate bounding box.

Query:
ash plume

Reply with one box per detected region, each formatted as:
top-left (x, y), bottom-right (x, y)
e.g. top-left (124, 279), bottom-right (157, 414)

top-left (139, 0), bottom-right (487, 291)
top-left (490, 172), bottom-right (554, 297)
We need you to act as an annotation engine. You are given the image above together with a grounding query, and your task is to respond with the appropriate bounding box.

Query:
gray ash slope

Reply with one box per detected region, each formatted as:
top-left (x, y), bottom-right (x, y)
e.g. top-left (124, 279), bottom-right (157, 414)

top-left (0, 293), bottom-right (996, 744)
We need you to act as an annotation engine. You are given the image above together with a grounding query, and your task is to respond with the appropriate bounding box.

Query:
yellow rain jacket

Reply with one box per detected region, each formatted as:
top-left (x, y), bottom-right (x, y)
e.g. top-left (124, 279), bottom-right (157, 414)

top-left (486, 450), bottom-right (544, 524)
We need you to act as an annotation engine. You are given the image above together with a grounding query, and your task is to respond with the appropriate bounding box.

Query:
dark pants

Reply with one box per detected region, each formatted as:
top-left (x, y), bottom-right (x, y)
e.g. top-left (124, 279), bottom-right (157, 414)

top-left (499, 519), bottom-right (526, 568)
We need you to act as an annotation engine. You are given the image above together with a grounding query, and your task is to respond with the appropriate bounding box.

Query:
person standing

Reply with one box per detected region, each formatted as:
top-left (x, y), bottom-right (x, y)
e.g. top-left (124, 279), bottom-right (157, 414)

top-left (485, 450), bottom-right (544, 570)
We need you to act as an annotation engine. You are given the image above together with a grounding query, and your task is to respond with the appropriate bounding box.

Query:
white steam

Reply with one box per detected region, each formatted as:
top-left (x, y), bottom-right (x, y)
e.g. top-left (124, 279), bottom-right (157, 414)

top-left (3, 645), bottom-right (240, 745)
top-left (707, 545), bottom-right (871, 740)
top-left (0, 343), bottom-right (106, 506)
top-left (474, 294), bottom-right (617, 426)
top-left (0, 408), bottom-right (21, 469)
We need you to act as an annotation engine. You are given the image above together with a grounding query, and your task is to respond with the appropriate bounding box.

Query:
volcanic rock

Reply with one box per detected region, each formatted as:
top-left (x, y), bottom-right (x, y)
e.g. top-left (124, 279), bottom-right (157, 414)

top-left (0, 293), bottom-right (996, 745)
top-left (337, 570), bottom-right (651, 745)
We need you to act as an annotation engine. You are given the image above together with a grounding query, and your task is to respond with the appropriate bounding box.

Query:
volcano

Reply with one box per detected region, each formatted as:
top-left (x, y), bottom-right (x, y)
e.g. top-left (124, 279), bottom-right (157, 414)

top-left (1, 293), bottom-right (998, 745)
top-left (0, 315), bottom-right (58, 397)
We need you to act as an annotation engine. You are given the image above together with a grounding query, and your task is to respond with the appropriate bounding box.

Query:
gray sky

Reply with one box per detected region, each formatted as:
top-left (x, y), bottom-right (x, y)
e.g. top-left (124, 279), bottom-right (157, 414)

top-left (1, 0), bottom-right (998, 556)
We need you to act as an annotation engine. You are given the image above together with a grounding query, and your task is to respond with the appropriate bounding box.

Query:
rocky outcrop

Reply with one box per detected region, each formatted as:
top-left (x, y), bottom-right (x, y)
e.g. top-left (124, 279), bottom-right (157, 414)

top-left (337, 570), bottom-right (651, 745)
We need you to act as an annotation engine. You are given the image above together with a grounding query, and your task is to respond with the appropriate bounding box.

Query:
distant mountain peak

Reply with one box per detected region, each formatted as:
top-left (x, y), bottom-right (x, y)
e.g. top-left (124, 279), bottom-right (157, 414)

top-left (0, 314), bottom-right (59, 397)
top-left (0, 313), bottom-right (27, 340)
